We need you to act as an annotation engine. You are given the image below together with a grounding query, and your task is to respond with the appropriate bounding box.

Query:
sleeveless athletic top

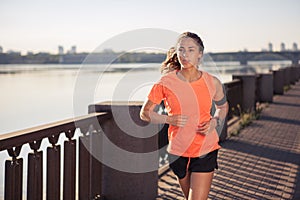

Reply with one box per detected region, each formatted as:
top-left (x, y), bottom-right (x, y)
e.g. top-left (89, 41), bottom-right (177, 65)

top-left (148, 70), bottom-right (220, 157)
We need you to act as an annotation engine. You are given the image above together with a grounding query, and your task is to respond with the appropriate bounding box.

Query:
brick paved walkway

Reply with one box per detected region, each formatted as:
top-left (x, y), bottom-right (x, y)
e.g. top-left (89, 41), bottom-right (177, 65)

top-left (157, 81), bottom-right (300, 200)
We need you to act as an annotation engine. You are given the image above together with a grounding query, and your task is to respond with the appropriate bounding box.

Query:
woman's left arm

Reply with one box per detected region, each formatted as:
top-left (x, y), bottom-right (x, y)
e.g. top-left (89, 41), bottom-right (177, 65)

top-left (211, 77), bottom-right (229, 127)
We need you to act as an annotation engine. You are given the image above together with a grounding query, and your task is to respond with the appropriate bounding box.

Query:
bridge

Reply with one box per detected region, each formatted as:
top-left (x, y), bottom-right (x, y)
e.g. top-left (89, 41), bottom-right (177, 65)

top-left (208, 51), bottom-right (300, 65)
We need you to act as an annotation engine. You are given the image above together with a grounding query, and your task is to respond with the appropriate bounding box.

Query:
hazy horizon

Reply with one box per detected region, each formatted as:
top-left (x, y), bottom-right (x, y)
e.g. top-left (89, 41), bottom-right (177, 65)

top-left (1, 0), bottom-right (300, 54)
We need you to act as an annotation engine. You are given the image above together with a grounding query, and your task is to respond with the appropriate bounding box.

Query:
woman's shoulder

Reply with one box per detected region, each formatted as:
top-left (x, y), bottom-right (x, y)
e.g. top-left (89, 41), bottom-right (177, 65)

top-left (201, 71), bottom-right (221, 84)
top-left (159, 70), bottom-right (178, 83)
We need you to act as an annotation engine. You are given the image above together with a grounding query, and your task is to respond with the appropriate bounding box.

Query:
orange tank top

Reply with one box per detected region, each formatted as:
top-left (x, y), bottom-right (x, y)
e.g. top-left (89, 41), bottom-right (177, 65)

top-left (148, 70), bottom-right (220, 157)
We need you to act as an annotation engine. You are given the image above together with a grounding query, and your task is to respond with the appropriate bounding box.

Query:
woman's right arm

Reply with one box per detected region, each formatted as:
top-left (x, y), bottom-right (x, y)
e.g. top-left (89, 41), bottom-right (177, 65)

top-left (140, 99), bottom-right (188, 127)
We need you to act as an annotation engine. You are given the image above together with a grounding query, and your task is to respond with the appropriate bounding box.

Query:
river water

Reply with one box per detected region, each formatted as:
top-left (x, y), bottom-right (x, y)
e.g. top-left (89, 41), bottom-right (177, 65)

top-left (0, 61), bottom-right (290, 134)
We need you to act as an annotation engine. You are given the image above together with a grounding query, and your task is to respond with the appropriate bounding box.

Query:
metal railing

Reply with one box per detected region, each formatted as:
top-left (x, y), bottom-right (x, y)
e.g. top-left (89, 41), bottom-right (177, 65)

top-left (0, 112), bottom-right (111, 200)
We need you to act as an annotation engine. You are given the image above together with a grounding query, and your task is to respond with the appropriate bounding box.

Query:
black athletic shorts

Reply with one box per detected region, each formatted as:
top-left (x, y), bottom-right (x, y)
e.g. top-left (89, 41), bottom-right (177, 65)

top-left (168, 150), bottom-right (219, 179)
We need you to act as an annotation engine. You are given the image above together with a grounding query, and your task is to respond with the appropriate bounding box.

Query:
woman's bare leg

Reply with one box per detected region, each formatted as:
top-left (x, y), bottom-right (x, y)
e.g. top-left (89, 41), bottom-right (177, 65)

top-left (178, 171), bottom-right (191, 199)
top-left (188, 171), bottom-right (214, 200)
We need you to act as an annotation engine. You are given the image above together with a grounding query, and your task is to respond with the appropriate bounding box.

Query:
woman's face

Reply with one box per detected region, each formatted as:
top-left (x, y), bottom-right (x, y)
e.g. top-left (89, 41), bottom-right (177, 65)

top-left (177, 37), bottom-right (202, 69)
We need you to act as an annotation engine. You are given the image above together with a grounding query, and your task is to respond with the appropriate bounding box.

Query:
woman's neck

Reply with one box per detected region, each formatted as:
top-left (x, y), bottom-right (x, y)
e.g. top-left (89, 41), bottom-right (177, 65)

top-left (178, 67), bottom-right (202, 82)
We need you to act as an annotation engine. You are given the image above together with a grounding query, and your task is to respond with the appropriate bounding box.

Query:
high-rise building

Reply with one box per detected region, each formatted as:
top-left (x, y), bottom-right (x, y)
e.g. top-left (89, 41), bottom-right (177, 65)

top-left (0, 46), bottom-right (3, 53)
top-left (292, 43), bottom-right (298, 51)
top-left (58, 46), bottom-right (64, 55)
top-left (280, 43), bottom-right (286, 52)
top-left (67, 46), bottom-right (76, 54)
top-left (70, 46), bottom-right (76, 54)
top-left (268, 43), bottom-right (273, 52)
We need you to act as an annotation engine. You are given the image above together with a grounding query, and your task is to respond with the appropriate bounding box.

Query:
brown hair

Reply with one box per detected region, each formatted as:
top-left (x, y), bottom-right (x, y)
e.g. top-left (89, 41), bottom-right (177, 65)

top-left (160, 47), bottom-right (180, 74)
top-left (176, 32), bottom-right (204, 52)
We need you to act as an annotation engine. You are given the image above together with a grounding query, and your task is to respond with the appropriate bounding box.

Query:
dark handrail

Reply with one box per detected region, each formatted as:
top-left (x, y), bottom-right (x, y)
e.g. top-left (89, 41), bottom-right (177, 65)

top-left (0, 112), bottom-right (109, 151)
top-left (0, 112), bottom-right (111, 200)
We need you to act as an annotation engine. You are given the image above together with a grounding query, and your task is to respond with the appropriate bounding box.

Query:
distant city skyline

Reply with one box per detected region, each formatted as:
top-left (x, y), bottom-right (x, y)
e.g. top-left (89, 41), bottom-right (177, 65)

top-left (0, 0), bottom-right (299, 54)
top-left (0, 42), bottom-right (299, 56)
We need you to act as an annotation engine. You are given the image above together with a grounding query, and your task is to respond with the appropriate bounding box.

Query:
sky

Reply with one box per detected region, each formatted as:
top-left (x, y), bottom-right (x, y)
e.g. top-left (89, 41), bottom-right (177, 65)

top-left (0, 0), bottom-right (299, 54)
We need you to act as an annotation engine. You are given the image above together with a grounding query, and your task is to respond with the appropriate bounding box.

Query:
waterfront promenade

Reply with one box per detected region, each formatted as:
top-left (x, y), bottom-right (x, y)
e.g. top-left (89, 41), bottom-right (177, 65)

top-left (157, 81), bottom-right (300, 199)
